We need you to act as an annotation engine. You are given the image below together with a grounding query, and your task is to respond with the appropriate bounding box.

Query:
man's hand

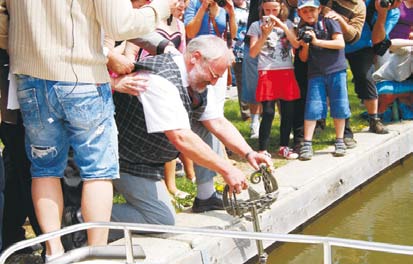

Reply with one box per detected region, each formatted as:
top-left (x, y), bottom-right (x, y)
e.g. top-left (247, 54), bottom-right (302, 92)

top-left (112, 72), bottom-right (149, 96)
top-left (246, 151), bottom-right (274, 171)
top-left (107, 51), bottom-right (134, 75)
top-left (324, 10), bottom-right (348, 23)
top-left (222, 166), bottom-right (248, 194)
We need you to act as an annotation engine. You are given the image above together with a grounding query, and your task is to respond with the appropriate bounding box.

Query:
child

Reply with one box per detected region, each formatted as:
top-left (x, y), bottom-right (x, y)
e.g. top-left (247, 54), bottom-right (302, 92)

top-left (247, 0), bottom-right (301, 159)
top-left (297, 0), bottom-right (351, 160)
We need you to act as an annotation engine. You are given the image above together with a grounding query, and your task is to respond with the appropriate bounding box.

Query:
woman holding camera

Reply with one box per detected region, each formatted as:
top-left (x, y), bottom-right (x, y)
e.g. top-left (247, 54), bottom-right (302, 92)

top-left (184, 0), bottom-right (237, 40)
top-left (247, 0), bottom-right (301, 159)
top-left (183, 0), bottom-right (238, 212)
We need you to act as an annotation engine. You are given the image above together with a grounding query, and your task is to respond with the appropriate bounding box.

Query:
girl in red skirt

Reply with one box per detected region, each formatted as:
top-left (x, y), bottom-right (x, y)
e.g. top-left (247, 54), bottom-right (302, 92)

top-left (247, 0), bottom-right (301, 159)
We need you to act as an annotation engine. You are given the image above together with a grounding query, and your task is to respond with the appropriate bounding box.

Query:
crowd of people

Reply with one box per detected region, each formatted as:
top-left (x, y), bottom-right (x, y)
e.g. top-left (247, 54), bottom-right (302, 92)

top-left (0, 0), bottom-right (411, 262)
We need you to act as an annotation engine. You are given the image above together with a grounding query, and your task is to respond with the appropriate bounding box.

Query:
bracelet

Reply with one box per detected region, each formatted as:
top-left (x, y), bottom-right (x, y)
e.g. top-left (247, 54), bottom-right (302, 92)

top-left (245, 150), bottom-right (256, 160)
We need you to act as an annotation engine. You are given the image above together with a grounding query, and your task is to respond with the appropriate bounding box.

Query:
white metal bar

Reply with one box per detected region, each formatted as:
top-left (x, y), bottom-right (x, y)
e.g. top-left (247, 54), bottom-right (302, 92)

top-left (1, 222), bottom-right (412, 263)
top-left (124, 229), bottom-right (134, 264)
top-left (323, 242), bottom-right (332, 264)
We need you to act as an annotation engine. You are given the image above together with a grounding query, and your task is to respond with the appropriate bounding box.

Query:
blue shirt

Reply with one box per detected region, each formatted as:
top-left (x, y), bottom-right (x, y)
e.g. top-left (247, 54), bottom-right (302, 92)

top-left (345, 0), bottom-right (400, 54)
top-left (184, 0), bottom-right (228, 37)
top-left (307, 17), bottom-right (347, 78)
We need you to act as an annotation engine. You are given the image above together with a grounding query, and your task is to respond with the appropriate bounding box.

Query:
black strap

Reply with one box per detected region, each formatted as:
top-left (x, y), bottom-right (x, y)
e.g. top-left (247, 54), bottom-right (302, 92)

top-left (366, 0), bottom-right (376, 30)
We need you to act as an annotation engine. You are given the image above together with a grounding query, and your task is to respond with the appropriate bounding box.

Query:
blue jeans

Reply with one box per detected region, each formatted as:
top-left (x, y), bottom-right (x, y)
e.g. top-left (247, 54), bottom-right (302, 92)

top-left (305, 70), bottom-right (351, 120)
top-left (241, 46), bottom-right (259, 104)
top-left (15, 75), bottom-right (119, 180)
top-left (110, 172), bottom-right (175, 240)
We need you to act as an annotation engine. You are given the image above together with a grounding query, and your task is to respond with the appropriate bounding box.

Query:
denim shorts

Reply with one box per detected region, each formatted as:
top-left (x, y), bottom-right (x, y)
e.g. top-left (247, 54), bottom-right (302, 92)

top-left (305, 70), bottom-right (351, 120)
top-left (16, 75), bottom-right (119, 180)
top-left (241, 46), bottom-right (259, 104)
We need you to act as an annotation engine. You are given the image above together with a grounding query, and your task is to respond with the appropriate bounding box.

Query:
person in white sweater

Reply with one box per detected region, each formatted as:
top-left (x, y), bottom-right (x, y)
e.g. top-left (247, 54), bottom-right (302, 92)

top-left (0, 0), bottom-right (176, 262)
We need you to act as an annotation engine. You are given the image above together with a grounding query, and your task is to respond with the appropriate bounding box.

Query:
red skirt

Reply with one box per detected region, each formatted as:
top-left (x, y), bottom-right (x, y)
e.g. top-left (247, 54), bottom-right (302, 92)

top-left (255, 69), bottom-right (300, 102)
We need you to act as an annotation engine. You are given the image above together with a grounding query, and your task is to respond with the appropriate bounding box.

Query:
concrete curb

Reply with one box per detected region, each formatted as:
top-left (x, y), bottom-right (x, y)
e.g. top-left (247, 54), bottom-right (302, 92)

top-left (113, 121), bottom-right (413, 264)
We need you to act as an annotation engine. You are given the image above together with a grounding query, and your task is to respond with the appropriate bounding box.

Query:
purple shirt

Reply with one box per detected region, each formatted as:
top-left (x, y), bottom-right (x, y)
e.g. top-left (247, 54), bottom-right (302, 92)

top-left (389, 1), bottom-right (413, 39)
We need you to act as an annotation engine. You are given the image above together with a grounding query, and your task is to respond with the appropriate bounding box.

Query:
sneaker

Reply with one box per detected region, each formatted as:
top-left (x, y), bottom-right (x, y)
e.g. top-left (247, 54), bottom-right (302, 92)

top-left (343, 137), bottom-right (357, 149)
top-left (333, 141), bottom-right (346, 157)
top-left (299, 144), bottom-right (313, 161)
top-left (192, 192), bottom-right (224, 213)
top-left (369, 117), bottom-right (389, 134)
top-left (250, 123), bottom-right (259, 139)
top-left (278, 146), bottom-right (298, 160)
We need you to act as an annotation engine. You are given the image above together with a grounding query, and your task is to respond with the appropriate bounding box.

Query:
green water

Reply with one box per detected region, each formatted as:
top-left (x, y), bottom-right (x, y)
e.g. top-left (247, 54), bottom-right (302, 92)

top-left (268, 156), bottom-right (413, 264)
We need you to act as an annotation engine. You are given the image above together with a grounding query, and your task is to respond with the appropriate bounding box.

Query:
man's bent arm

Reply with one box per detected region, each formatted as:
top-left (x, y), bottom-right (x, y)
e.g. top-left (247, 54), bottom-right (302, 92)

top-left (202, 117), bottom-right (253, 160)
top-left (165, 128), bottom-right (247, 193)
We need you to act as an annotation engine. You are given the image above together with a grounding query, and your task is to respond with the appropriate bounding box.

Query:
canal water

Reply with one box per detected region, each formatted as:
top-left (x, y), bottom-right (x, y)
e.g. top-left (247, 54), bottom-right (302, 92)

top-left (267, 155), bottom-right (413, 264)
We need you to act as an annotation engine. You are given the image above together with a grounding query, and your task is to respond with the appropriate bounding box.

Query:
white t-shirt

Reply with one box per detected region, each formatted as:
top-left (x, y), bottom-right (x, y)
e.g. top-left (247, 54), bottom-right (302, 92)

top-left (138, 55), bottom-right (225, 133)
top-left (247, 20), bottom-right (294, 71)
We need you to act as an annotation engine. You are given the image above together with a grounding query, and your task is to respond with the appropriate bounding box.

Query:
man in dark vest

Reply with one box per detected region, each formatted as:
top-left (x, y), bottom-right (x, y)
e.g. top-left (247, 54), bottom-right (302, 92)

top-left (110, 35), bottom-right (272, 228)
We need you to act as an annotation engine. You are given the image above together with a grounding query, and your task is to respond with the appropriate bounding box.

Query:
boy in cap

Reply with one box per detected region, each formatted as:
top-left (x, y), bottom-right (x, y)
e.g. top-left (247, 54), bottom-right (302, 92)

top-left (296, 0), bottom-right (351, 160)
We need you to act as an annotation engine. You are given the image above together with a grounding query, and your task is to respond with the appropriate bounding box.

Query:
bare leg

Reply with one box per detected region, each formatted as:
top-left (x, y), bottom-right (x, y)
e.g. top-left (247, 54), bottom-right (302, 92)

top-left (249, 103), bottom-right (262, 116)
top-left (32, 178), bottom-right (64, 256)
top-left (164, 160), bottom-right (178, 194)
top-left (364, 98), bottom-right (378, 114)
top-left (81, 180), bottom-right (113, 246)
top-left (333, 119), bottom-right (345, 139)
top-left (304, 120), bottom-right (317, 141)
top-left (179, 154), bottom-right (195, 181)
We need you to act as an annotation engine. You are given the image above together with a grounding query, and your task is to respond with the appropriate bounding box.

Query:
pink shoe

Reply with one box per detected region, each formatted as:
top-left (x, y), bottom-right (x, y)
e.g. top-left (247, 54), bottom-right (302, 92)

top-left (278, 146), bottom-right (298, 160)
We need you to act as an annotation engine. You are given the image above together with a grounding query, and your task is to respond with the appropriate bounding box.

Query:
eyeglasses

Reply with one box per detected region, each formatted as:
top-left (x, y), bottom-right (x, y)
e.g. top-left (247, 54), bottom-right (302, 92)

top-left (207, 64), bottom-right (220, 80)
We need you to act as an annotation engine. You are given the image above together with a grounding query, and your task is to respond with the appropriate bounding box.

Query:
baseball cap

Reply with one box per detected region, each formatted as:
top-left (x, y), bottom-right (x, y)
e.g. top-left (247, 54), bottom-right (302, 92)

top-left (297, 0), bottom-right (320, 9)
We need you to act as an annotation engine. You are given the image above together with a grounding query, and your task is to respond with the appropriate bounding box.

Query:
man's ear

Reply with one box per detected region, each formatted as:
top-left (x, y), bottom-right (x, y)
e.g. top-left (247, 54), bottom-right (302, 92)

top-left (191, 51), bottom-right (202, 64)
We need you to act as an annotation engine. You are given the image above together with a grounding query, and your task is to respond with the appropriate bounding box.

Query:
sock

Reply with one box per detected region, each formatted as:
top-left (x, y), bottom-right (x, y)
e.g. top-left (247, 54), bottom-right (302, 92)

top-left (251, 114), bottom-right (260, 127)
top-left (303, 140), bottom-right (312, 146)
top-left (369, 113), bottom-right (378, 120)
top-left (335, 138), bottom-right (344, 143)
top-left (196, 179), bottom-right (215, 200)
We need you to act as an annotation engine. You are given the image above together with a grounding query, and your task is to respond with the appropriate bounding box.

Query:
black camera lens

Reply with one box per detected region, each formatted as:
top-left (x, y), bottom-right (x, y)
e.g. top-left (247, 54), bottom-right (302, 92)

top-left (379, 0), bottom-right (394, 7)
top-left (298, 26), bottom-right (314, 43)
top-left (214, 0), bottom-right (227, 7)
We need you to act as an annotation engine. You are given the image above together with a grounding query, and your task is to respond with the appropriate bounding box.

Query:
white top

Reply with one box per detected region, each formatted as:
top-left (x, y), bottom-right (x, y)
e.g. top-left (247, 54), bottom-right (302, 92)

top-left (247, 20), bottom-right (294, 71)
top-left (139, 55), bottom-right (224, 133)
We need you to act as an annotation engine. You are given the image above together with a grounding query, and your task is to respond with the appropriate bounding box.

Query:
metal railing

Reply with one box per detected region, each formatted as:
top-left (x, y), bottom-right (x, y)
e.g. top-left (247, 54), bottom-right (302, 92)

top-left (1, 222), bottom-right (412, 264)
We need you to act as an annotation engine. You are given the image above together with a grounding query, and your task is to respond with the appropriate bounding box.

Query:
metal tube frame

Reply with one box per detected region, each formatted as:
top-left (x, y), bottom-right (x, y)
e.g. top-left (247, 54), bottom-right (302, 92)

top-left (1, 222), bottom-right (412, 263)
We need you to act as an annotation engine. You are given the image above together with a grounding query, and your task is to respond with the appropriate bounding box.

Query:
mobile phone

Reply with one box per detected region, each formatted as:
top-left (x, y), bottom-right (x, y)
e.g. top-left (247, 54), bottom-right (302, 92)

top-left (262, 16), bottom-right (271, 25)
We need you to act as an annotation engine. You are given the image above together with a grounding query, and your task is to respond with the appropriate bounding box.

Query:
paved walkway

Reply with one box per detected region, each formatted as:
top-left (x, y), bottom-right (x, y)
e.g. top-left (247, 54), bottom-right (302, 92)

top-left (106, 120), bottom-right (413, 264)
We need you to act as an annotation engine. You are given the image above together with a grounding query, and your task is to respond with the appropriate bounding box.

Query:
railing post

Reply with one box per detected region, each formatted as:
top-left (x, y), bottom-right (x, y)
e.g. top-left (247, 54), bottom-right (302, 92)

top-left (323, 242), bottom-right (332, 264)
top-left (251, 205), bottom-right (268, 264)
top-left (124, 228), bottom-right (134, 264)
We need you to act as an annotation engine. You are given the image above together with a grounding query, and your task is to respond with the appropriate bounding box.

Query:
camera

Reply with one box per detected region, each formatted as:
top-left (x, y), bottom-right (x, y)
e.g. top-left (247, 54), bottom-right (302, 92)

top-left (262, 16), bottom-right (271, 26)
top-left (297, 26), bottom-right (314, 43)
top-left (214, 0), bottom-right (227, 7)
top-left (379, 0), bottom-right (394, 7)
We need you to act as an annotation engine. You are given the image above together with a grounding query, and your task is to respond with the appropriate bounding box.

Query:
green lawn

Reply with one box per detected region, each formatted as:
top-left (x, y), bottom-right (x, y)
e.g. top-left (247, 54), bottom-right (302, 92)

top-left (224, 69), bottom-right (368, 153)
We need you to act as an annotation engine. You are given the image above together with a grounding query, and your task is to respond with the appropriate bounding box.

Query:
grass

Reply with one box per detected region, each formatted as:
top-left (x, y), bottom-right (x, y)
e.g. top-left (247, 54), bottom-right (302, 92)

top-left (172, 68), bottom-right (370, 209)
top-left (224, 69), bottom-right (368, 153)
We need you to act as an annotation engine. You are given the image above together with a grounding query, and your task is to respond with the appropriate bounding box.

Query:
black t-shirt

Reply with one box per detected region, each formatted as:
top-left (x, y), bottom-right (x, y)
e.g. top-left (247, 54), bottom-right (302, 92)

top-left (305, 17), bottom-right (347, 78)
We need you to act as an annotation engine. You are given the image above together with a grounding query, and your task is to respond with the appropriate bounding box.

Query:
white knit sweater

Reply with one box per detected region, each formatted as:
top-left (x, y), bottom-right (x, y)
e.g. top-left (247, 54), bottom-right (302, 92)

top-left (3, 0), bottom-right (170, 83)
